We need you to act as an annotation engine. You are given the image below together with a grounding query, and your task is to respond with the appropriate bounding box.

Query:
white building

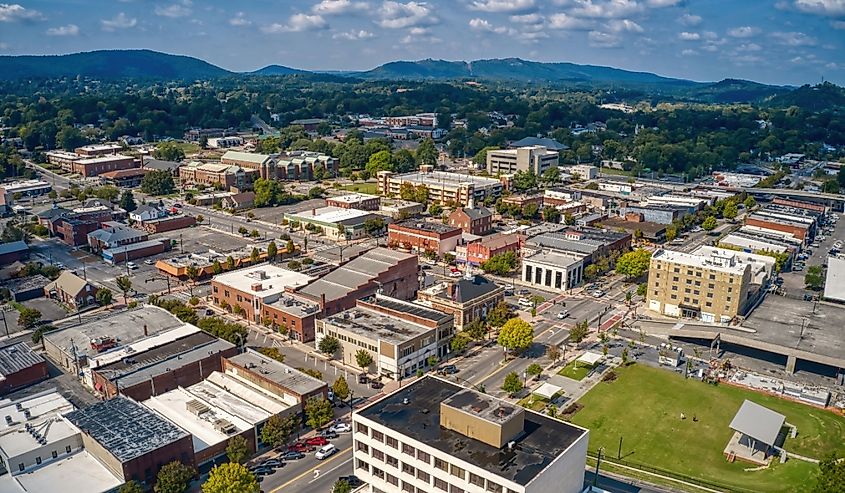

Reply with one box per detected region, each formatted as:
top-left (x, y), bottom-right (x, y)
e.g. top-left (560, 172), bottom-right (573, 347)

top-left (824, 254), bottom-right (845, 302)
top-left (283, 206), bottom-right (377, 241)
top-left (352, 376), bottom-right (589, 493)
top-left (487, 146), bottom-right (559, 176)
top-left (568, 165), bottom-right (598, 180)
top-left (598, 182), bottom-right (633, 195)
top-left (521, 250), bottom-right (587, 290)
top-left (207, 136), bottom-right (244, 149)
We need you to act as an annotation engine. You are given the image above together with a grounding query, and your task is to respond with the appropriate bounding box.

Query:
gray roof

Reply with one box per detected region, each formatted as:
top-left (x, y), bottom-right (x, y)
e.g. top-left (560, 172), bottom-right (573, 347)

top-left (461, 207), bottom-right (492, 221)
top-left (0, 241), bottom-right (28, 256)
top-left (3, 274), bottom-right (51, 293)
top-left (36, 208), bottom-right (70, 220)
top-left (88, 225), bottom-right (147, 244)
top-left (226, 349), bottom-right (326, 396)
top-left (729, 400), bottom-right (786, 447)
top-left (393, 220), bottom-right (461, 235)
top-left (64, 396), bottom-right (189, 463)
top-left (358, 376), bottom-right (587, 486)
top-left (133, 204), bottom-right (161, 215)
top-left (436, 275), bottom-right (501, 303)
top-left (142, 158), bottom-right (183, 172)
top-left (509, 136), bottom-right (569, 151)
top-left (0, 342), bottom-right (45, 377)
top-left (299, 248), bottom-right (415, 303)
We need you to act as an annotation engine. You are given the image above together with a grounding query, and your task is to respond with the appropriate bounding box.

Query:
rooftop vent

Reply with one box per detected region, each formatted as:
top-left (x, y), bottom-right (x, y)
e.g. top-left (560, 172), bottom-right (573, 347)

top-left (402, 398), bottom-right (410, 405)
top-left (186, 399), bottom-right (211, 416)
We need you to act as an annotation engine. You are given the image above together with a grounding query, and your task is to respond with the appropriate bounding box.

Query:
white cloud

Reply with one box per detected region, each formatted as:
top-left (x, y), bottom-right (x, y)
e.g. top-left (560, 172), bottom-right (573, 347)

top-left (262, 13), bottom-right (328, 33)
top-left (646, 0), bottom-right (680, 6)
top-left (154, 0), bottom-right (192, 18)
top-left (101, 13), bottom-right (137, 31)
top-left (832, 20), bottom-right (845, 29)
top-left (678, 31), bottom-right (699, 40)
top-left (727, 26), bottom-right (760, 38)
top-left (332, 29), bottom-right (374, 39)
top-left (46, 24), bottom-right (79, 36)
top-left (570, 0), bottom-right (643, 19)
top-left (588, 30), bottom-right (621, 48)
top-left (737, 42), bottom-right (762, 51)
top-left (229, 12), bottom-right (251, 27)
top-left (509, 13), bottom-right (542, 23)
top-left (702, 30), bottom-right (718, 39)
top-left (681, 48), bottom-right (697, 56)
top-left (468, 0), bottom-right (536, 13)
top-left (606, 18), bottom-right (642, 32)
top-left (377, 1), bottom-right (439, 29)
top-left (794, 0), bottom-right (845, 16)
top-left (548, 12), bottom-right (594, 30)
top-left (400, 26), bottom-right (440, 44)
top-left (0, 3), bottom-right (43, 22)
top-left (770, 31), bottom-right (817, 46)
top-left (469, 18), bottom-right (505, 32)
top-left (678, 13), bottom-right (702, 26)
top-left (312, 0), bottom-right (369, 14)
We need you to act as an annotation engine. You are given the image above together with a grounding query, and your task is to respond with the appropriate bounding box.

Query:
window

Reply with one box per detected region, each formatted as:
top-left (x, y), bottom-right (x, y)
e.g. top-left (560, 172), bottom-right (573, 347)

top-left (695, 281), bottom-right (701, 286)
top-left (434, 478), bottom-right (448, 491)
top-left (416, 450), bottom-right (430, 464)
top-left (707, 292), bottom-right (713, 298)
top-left (709, 283), bottom-right (715, 289)
top-left (386, 474), bottom-right (398, 486)
top-left (386, 455), bottom-right (399, 468)
top-left (694, 290), bottom-right (699, 295)
top-left (237, 295), bottom-right (242, 302)
top-left (709, 274), bottom-right (716, 280)
top-left (450, 464), bottom-right (465, 480)
top-left (356, 441), bottom-right (369, 453)
top-left (672, 285), bottom-right (678, 291)
top-left (417, 470), bottom-right (430, 483)
top-left (357, 459), bottom-right (369, 471)
top-left (356, 423), bottom-right (369, 434)
top-left (727, 287), bottom-right (733, 293)
top-left (653, 290), bottom-right (659, 296)
top-left (705, 302), bottom-right (712, 307)
top-left (52, 451), bottom-right (57, 459)
top-left (686, 279), bottom-right (692, 285)
top-left (726, 296), bottom-right (732, 302)
top-left (450, 486), bottom-right (465, 493)
top-left (687, 270), bottom-right (693, 276)
top-left (684, 288), bottom-right (690, 294)
top-left (372, 449), bottom-right (384, 461)
top-left (673, 276), bottom-right (679, 281)
top-left (402, 443), bottom-right (416, 456)
top-left (402, 462), bottom-right (415, 476)
top-left (684, 297), bottom-right (690, 303)
top-left (65, 445), bottom-right (72, 453)
top-left (670, 294), bottom-right (677, 300)
top-left (35, 457), bottom-right (41, 465)
top-left (469, 473), bottom-right (485, 487)
top-left (18, 463), bottom-right (24, 472)
top-left (434, 457), bottom-right (448, 472)
top-left (372, 467), bottom-right (385, 480)
top-left (674, 267), bottom-right (680, 273)
top-left (487, 482), bottom-right (503, 493)
top-left (403, 482), bottom-right (414, 493)
top-left (386, 436), bottom-right (398, 449)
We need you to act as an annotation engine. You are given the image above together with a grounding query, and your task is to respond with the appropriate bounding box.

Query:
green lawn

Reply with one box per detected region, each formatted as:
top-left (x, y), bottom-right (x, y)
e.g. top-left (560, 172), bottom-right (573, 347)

top-left (570, 364), bottom-right (844, 493)
top-left (517, 394), bottom-right (549, 412)
top-left (172, 142), bottom-right (201, 155)
top-left (342, 182), bottom-right (378, 194)
top-left (558, 360), bottom-right (594, 381)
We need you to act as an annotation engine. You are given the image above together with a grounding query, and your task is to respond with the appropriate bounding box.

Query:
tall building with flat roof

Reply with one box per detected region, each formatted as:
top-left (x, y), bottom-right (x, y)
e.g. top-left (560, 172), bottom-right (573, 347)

top-left (487, 146), bottom-right (559, 175)
top-left (211, 264), bottom-right (314, 323)
top-left (377, 170), bottom-right (502, 207)
top-left (352, 376), bottom-right (588, 493)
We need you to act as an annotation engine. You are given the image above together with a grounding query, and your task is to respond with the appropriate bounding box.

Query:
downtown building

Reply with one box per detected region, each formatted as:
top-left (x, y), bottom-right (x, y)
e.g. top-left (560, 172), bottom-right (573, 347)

top-left (377, 169), bottom-right (503, 207)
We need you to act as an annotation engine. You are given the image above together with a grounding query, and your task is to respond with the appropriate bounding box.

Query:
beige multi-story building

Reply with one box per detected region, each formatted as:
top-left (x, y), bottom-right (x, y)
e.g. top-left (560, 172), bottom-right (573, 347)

top-left (352, 375), bottom-right (589, 493)
top-left (417, 274), bottom-right (504, 331)
top-left (487, 146), bottom-right (559, 176)
top-left (376, 169), bottom-right (503, 207)
top-left (646, 247), bottom-right (775, 323)
top-left (315, 294), bottom-right (454, 380)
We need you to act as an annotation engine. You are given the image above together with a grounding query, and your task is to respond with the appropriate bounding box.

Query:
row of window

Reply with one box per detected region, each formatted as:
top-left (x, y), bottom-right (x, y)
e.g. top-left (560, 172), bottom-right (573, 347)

top-left (324, 330), bottom-right (378, 353)
top-left (14, 445), bottom-right (74, 472)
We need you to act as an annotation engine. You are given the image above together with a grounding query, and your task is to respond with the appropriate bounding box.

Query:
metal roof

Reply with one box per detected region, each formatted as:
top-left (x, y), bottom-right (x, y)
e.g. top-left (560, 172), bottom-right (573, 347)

top-left (728, 400), bottom-right (786, 447)
top-left (0, 342), bottom-right (45, 377)
top-left (0, 241), bottom-right (28, 256)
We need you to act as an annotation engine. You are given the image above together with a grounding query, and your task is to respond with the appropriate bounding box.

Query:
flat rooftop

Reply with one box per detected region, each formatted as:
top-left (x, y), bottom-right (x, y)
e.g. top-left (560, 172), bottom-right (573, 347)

top-left (64, 396), bottom-right (189, 463)
top-left (45, 306), bottom-right (184, 360)
top-left (213, 263), bottom-right (313, 299)
top-left (524, 250), bottom-right (586, 268)
top-left (324, 304), bottom-right (436, 346)
top-left (330, 193), bottom-right (379, 203)
top-left (76, 154), bottom-right (133, 165)
top-left (357, 376), bottom-right (587, 486)
top-left (285, 206), bottom-right (373, 225)
top-left (651, 248), bottom-right (748, 275)
top-left (364, 294), bottom-right (452, 325)
top-left (0, 391), bottom-right (77, 458)
top-left (0, 450), bottom-right (122, 493)
top-left (392, 220), bottom-right (461, 235)
top-left (264, 294), bottom-right (320, 318)
top-left (392, 171), bottom-right (502, 189)
top-left (226, 349), bottom-right (326, 396)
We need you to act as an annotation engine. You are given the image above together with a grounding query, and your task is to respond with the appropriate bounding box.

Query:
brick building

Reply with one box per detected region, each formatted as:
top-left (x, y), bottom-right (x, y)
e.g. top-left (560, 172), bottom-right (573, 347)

top-left (771, 197), bottom-right (826, 214)
top-left (260, 292), bottom-right (321, 342)
top-left (326, 193), bottom-right (381, 211)
top-left (223, 349), bottom-right (327, 412)
top-left (44, 271), bottom-right (98, 309)
top-left (87, 222), bottom-right (149, 253)
top-left (388, 220), bottom-right (462, 256)
top-left (448, 207), bottom-right (493, 236)
top-left (745, 215), bottom-right (811, 242)
top-left (0, 342), bottom-right (49, 395)
top-left (139, 215), bottom-right (197, 234)
top-left (72, 155), bottom-right (137, 177)
top-left (418, 275), bottom-right (504, 331)
top-left (178, 162), bottom-right (258, 190)
top-left (99, 168), bottom-right (149, 188)
top-left (462, 233), bottom-right (523, 266)
top-left (212, 264), bottom-right (314, 323)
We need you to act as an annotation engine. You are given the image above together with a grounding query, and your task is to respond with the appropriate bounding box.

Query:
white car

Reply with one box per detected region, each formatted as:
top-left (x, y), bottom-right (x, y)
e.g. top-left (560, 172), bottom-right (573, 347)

top-left (143, 259), bottom-right (155, 266)
top-left (449, 270), bottom-right (462, 278)
top-left (315, 444), bottom-right (338, 460)
top-left (557, 310), bottom-right (570, 319)
top-left (126, 262), bottom-right (138, 270)
top-left (330, 422), bottom-right (351, 433)
top-left (518, 298), bottom-right (533, 307)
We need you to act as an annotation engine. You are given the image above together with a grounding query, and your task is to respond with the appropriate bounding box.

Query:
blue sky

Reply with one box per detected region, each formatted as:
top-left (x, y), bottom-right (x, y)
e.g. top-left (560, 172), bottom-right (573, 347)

top-left (1, 0), bottom-right (844, 85)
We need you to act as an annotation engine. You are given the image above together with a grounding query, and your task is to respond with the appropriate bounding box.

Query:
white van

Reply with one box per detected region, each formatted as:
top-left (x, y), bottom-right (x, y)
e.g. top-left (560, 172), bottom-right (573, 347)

top-left (315, 444), bottom-right (338, 460)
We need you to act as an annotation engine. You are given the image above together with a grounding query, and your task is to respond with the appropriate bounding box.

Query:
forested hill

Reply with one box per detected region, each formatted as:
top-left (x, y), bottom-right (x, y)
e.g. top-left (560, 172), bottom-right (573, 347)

top-left (0, 50), bottom-right (232, 80)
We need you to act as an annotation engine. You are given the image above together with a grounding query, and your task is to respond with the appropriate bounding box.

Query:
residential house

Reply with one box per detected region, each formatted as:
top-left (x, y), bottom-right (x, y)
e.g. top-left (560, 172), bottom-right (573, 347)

top-left (448, 207), bottom-right (493, 236)
top-left (44, 271), bottom-right (98, 309)
top-left (87, 223), bottom-right (149, 253)
top-left (129, 204), bottom-right (166, 223)
top-left (221, 191), bottom-right (255, 211)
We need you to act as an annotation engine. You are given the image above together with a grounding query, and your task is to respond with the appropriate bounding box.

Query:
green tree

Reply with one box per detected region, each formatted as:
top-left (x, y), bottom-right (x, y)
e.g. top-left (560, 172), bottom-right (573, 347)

top-left (305, 396), bottom-right (333, 429)
top-left (501, 372), bottom-right (523, 396)
top-left (332, 479), bottom-right (353, 493)
top-left (428, 203), bottom-right (443, 216)
top-left (665, 225), bottom-right (677, 241)
top-left (805, 265), bottom-right (825, 290)
top-left (450, 332), bottom-right (471, 352)
top-left (814, 453), bottom-right (845, 493)
top-left (119, 190), bottom-right (138, 212)
top-left (116, 275), bottom-right (132, 304)
top-left (141, 170), bottom-right (176, 196)
top-left (119, 481), bottom-right (145, 493)
top-left (480, 251), bottom-right (518, 275)
top-left (201, 462), bottom-right (259, 493)
top-left (95, 288), bottom-right (113, 306)
top-left (366, 150), bottom-right (393, 174)
top-left (286, 240), bottom-right (296, 254)
top-left (512, 170), bottom-right (537, 191)
top-left (154, 461), bottom-right (195, 493)
top-left (542, 166), bottom-right (561, 184)
top-left (743, 195), bottom-right (756, 209)
top-left (260, 414), bottom-right (297, 448)
top-left (355, 349), bottom-right (374, 371)
top-left (226, 435), bottom-right (250, 464)
top-left (525, 362), bottom-right (543, 379)
top-left (487, 300), bottom-right (512, 328)
top-left (822, 179), bottom-right (840, 194)
top-left (723, 202), bottom-right (738, 220)
top-left (153, 142), bottom-right (186, 162)
top-left (363, 217), bottom-right (385, 236)
top-left (547, 344), bottom-right (561, 363)
top-left (464, 319), bottom-right (487, 341)
top-left (473, 146), bottom-right (498, 167)
top-left (308, 186), bottom-right (325, 199)
top-left (17, 307), bottom-right (42, 329)
top-left (615, 249), bottom-right (652, 280)
top-left (568, 320), bottom-right (589, 345)
top-left (226, 256), bottom-right (236, 270)
top-left (333, 375), bottom-right (351, 401)
top-left (267, 241), bottom-right (278, 262)
top-left (250, 248), bottom-right (260, 263)
top-left (497, 318), bottom-right (534, 353)
top-left (542, 206), bottom-right (561, 223)
top-left (702, 216), bottom-right (718, 231)
top-left (318, 335), bottom-right (340, 356)
top-left (416, 138), bottom-right (437, 167)
top-left (211, 259), bottom-right (223, 275)
top-left (637, 282), bottom-right (647, 296)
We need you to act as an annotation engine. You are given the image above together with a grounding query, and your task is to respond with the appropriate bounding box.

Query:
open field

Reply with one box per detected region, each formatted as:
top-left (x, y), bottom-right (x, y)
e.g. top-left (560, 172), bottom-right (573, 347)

top-left (558, 360), bottom-right (594, 381)
top-left (570, 364), bottom-right (845, 492)
top-left (341, 182), bottom-right (378, 194)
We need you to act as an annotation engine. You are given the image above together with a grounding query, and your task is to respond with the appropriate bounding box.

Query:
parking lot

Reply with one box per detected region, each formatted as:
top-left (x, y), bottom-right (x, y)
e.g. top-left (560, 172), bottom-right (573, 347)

top-left (779, 211), bottom-right (842, 299)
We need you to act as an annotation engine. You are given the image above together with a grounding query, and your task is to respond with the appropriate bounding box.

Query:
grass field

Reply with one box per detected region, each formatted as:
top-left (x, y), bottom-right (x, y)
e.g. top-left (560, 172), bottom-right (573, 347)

top-left (558, 360), bottom-right (594, 381)
top-left (517, 394), bottom-right (550, 412)
top-left (570, 364), bottom-right (845, 492)
top-left (342, 182), bottom-right (378, 194)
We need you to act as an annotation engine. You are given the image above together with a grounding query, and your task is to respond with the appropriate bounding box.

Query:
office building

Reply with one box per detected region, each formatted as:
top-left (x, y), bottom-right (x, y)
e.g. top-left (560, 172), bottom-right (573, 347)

top-left (526, 227), bottom-right (631, 262)
top-left (327, 193), bottom-right (381, 211)
top-left (178, 161), bottom-right (258, 190)
top-left (522, 251), bottom-right (587, 291)
top-left (211, 264), bottom-right (314, 323)
top-left (388, 221), bottom-right (462, 256)
top-left (646, 247), bottom-right (774, 323)
top-left (352, 376), bottom-right (589, 493)
top-left (377, 170), bottom-right (503, 207)
top-left (460, 233), bottom-right (523, 266)
top-left (316, 295), bottom-right (454, 378)
top-left (220, 150), bottom-right (337, 181)
top-left (417, 275), bottom-right (504, 331)
top-left (259, 293), bottom-right (321, 342)
top-left (487, 146), bottom-right (559, 176)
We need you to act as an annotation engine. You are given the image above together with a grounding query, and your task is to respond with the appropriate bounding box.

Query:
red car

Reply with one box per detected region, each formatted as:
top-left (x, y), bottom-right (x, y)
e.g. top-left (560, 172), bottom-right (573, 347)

top-left (288, 442), bottom-right (314, 453)
top-left (304, 436), bottom-right (329, 447)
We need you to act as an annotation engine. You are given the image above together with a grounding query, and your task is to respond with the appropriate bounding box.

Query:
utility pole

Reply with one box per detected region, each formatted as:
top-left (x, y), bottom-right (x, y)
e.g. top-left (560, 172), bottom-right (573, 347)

top-left (593, 447), bottom-right (604, 488)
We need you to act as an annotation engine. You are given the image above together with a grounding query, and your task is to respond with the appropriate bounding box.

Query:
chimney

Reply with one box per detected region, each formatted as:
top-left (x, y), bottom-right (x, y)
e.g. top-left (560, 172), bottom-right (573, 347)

top-left (143, 325), bottom-right (148, 336)
top-left (447, 284), bottom-right (455, 298)
top-left (251, 283), bottom-right (263, 292)
top-left (320, 293), bottom-right (326, 308)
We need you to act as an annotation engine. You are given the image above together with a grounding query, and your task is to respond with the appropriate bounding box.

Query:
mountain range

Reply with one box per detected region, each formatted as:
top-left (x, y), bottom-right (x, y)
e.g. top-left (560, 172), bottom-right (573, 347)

top-left (0, 49), bottom-right (800, 102)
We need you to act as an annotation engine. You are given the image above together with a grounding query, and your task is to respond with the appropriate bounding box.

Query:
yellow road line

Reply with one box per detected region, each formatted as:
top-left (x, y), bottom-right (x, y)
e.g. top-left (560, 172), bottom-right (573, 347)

top-left (269, 446), bottom-right (352, 493)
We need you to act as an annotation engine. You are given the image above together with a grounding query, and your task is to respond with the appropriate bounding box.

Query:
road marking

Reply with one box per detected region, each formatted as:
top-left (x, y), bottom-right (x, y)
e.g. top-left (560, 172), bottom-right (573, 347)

top-left (308, 457), bottom-right (351, 483)
top-left (269, 447), bottom-right (352, 493)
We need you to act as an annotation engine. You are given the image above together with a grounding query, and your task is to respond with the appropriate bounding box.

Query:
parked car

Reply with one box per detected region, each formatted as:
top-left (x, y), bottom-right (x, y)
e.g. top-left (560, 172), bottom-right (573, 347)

top-left (251, 467), bottom-right (274, 476)
top-left (288, 442), bottom-right (313, 453)
top-left (259, 459), bottom-right (283, 469)
top-left (518, 298), bottom-right (533, 307)
top-left (338, 475), bottom-right (364, 488)
top-left (315, 444), bottom-right (338, 460)
top-left (591, 290), bottom-right (606, 298)
top-left (126, 261), bottom-right (138, 270)
top-left (370, 381), bottom-right (384, 390)
top-left (358, 374), bottom-right (369, 384)
top-left (330, 422), bottom-right (351, 433)
top-left (449, 270), bottom-right (463, 278)
top-left (557, 310), bottom-right (570, 319)
top-left (304, 436), bottom-right (329, 447)
top-left (279, 451), bottom-right (305, 461)
top-left (438, 364), bottom-right (458, 375)
top-left (143, 259), bottom-right (155, 265)
top-left (517, 288), bottom-right (530, 295)
top-left (320, 430), bottom-right (339, 439)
